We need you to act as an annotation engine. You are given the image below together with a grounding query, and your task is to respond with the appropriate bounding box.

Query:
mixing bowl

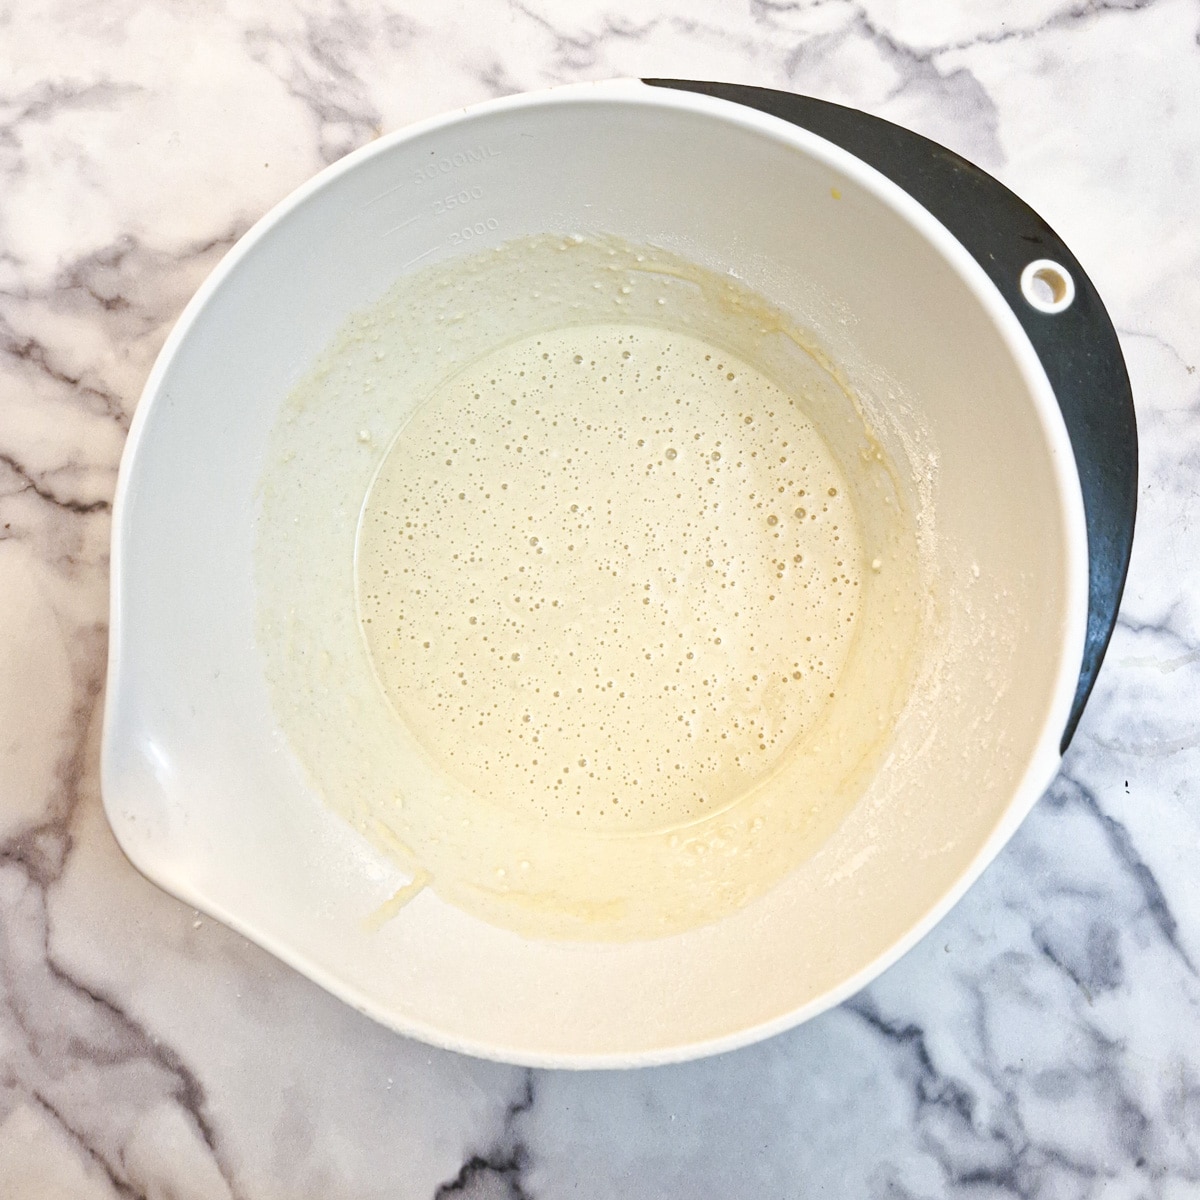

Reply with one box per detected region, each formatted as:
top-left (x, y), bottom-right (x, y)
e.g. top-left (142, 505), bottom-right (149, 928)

top-left (102, 79), bottom-right (1135, 1066)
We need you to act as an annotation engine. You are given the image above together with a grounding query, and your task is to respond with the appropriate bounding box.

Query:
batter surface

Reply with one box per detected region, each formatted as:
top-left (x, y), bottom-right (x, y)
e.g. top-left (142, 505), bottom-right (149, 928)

top-left (357, 325), bottom-right (861, 833)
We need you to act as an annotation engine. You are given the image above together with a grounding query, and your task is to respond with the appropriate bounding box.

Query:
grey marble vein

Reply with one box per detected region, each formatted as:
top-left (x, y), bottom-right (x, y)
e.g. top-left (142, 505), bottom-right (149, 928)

top-left (433, 1071), bottom-right (535, 1200)
top-left (244, 15), bottom-right (386, 166)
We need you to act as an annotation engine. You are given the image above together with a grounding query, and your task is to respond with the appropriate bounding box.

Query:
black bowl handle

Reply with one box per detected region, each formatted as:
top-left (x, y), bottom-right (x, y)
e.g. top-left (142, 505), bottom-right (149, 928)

top-left (645, 79), bottom-right (1137, 753)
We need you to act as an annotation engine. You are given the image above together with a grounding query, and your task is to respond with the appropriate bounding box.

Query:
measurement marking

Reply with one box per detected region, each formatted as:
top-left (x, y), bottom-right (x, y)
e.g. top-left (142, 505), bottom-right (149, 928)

top-left (362, 181), bottom-right (408, 208)
top-left (381, 213), bottom-right (422, 237)
top-left (401, 246), bottom-right (440, 269)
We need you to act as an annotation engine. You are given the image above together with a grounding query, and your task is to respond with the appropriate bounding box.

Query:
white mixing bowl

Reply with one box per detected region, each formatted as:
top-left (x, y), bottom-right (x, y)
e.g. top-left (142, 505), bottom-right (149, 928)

top-left (102, 79), bottom-right (1135, 1066)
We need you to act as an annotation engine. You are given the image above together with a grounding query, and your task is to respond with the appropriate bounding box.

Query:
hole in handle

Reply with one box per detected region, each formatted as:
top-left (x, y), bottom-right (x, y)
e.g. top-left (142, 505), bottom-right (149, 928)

top-left (1020, 259), bottom-right (1075, 314)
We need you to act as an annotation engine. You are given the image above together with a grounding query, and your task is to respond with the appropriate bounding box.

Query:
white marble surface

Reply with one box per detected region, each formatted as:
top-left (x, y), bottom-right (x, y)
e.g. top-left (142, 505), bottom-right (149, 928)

top-left (2, 0), bottom-right (1199, 1194)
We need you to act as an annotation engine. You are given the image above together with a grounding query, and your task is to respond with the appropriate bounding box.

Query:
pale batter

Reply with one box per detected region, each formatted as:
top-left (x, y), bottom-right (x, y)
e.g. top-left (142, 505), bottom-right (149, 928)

top-left (256, 234), bottom-right (924, 940)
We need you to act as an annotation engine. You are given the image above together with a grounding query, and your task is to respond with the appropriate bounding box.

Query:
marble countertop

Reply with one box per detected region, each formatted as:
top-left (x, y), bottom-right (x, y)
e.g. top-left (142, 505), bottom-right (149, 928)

top-left (3, 1), bottom-right (1199, 1195)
